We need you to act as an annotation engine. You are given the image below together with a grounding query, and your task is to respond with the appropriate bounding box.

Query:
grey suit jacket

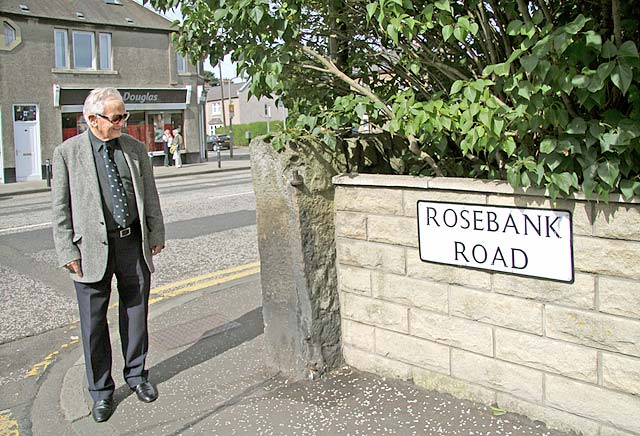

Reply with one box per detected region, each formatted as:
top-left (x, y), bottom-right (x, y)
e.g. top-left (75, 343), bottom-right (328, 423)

top-left (52, 131), bottom-right (165, 283)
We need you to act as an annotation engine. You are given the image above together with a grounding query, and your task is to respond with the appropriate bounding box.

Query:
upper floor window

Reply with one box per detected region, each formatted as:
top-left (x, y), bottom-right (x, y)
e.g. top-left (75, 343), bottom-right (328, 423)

top-left (177, 53), bottom-right (187, 74)
top-left (54, 29), bottom-right (68, 68)
top-left (211, 101), bottom-right (222, 114)
top-left (0, 18), bottom-right (21, 51)
top-left (73, 31), bottom-right (95, 69)
top-left (98, 33), bottom-right (111, 70)
top-left (4, 22), bottom-right (16, 45)
top-left (54, 29), bottom-right (112, 71)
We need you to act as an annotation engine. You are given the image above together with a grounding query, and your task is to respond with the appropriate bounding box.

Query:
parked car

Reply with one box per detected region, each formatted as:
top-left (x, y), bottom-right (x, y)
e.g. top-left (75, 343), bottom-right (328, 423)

top-left (206, 134), bottom-right (231, 150)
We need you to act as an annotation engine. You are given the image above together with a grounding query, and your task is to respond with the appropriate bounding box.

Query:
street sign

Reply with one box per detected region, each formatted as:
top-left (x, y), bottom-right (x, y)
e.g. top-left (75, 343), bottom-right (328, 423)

top-left (417, 201), bottom-right (574, 282)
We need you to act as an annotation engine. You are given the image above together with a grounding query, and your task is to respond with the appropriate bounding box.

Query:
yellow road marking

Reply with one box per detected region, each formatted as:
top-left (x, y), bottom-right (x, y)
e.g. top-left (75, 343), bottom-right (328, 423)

top-left (0, 409), bottom-right (19, 436)
top-left (25, 261), bottom-right (261, 378)
top-left (148, 267), bottom-right (260, 305)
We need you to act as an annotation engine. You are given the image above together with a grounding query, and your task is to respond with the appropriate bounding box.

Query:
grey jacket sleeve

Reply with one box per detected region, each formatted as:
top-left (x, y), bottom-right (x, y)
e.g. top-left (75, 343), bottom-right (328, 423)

top-left (51, 146), bottom-right (80, 267)
top-left (138, 143), bottom-right (165, 247)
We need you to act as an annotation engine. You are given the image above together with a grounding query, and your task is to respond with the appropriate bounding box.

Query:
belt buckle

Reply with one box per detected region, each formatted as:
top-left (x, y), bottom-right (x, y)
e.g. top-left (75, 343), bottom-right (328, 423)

top-left (119, 227), bottom-right (131, 238)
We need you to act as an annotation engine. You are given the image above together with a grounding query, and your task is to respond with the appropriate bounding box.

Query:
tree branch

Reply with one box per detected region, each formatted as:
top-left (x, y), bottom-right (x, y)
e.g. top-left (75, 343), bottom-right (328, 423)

top-left (300, 45), bottom-right (443, 176)
top-left (611, 0), bottom-right (622, 45)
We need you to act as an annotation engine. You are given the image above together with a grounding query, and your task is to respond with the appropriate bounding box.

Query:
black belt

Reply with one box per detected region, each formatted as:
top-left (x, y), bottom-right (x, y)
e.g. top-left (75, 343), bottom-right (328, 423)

top-left (107, 224), bottom-right (137, 238)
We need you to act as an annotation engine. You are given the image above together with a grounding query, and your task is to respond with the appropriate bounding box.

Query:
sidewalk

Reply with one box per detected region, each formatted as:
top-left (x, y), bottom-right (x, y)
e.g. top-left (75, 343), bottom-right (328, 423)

top-left (58, 273), bottom-right (575, 436)
top-left (0, 148), bottom-right (251, 197)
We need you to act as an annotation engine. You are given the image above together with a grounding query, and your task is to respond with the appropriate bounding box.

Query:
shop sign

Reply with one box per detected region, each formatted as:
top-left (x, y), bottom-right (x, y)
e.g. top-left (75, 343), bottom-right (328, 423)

top-left (59, 88), bottom-right (188, 106)
top-left (417, 201), bottom-right (574, 282)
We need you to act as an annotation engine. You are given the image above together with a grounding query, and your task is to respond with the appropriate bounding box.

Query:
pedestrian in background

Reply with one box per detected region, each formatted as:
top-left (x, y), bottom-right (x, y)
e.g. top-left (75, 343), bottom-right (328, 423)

top-left (51, 87), bottom-right (165, 423)
top-left (162, 128), bottom-right (173, 166)
top-left (171, 128), bottom-right (183, 168)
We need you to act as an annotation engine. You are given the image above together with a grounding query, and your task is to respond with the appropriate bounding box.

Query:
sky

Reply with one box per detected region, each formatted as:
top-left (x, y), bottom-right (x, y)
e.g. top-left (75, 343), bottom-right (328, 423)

top-left (140, 1), bottom-right (238, 80)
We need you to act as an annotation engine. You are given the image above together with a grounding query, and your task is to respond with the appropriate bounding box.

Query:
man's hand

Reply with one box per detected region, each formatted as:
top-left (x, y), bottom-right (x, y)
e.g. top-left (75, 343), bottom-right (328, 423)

top-left (151, 245), bottom-right (164, 256)
top-left (65, 259), bottom-right (83, 278)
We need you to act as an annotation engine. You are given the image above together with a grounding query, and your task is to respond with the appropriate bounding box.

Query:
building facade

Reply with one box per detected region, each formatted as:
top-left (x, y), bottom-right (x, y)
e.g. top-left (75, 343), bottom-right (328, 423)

top-left (206, 81), bottom-right (286, 135)
top-left (0, 0), bottom-right (204, 183)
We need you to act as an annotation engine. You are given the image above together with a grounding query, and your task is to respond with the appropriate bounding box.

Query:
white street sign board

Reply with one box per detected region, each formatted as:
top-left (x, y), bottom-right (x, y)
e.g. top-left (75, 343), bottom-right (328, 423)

top-left (417, 201), bottom-right (574, 283)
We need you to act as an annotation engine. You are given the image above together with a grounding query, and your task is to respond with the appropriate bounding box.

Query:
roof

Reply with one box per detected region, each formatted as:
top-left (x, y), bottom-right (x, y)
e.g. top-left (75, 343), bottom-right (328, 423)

top-left (0, 0), bottom-right (174, 31)
top-left (207, 82), bottom-right (246, 101)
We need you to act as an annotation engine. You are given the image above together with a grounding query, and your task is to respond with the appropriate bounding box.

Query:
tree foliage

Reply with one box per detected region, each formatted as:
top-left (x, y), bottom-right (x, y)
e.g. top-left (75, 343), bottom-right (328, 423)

top-left (149, 0), bottom-right (640, 198)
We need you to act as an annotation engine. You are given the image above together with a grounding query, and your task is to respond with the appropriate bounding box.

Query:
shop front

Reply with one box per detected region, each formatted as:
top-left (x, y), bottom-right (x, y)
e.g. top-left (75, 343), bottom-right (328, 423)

top-left (57, 87), bottom-right (192, 161)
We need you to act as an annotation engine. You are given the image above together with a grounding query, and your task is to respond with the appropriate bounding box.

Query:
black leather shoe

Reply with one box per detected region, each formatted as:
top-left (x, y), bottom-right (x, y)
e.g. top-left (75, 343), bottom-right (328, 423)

top-left (92, 398), bottom-right (114, 422)
top-left (132, 381), bottom-right (158, 403)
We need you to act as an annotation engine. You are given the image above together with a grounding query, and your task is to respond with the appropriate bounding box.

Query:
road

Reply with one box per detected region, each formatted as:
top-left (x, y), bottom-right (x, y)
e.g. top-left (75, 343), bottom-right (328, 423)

top-left (0, 168), bottom-right (258, 436)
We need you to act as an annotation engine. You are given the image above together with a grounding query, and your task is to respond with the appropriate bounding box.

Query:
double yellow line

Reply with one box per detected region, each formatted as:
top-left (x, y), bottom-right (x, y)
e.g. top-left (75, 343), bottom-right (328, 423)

top-left (25, 261), bottom-right (261, 379)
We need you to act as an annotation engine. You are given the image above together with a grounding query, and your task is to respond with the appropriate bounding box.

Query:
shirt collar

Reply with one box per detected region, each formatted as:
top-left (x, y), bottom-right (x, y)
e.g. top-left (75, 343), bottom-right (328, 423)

top-left (88, 129), bottom-right (118, 152)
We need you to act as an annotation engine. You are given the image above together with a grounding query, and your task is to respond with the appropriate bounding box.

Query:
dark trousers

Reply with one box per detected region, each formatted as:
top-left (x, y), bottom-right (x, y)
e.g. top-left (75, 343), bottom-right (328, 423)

top-left (74, 226), bottom-right (151, 401)
top-left (163, 142), bottom-right (172, 166)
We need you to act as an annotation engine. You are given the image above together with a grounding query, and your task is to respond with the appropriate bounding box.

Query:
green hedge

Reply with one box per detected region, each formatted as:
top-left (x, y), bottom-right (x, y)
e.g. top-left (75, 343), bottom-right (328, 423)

top-left (216, 120), bottom-right (284, 146)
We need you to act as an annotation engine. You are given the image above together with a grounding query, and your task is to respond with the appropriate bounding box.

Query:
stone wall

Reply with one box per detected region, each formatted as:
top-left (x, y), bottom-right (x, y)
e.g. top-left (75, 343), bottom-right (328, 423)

top-left (333, 174), bottom-right (640, 436)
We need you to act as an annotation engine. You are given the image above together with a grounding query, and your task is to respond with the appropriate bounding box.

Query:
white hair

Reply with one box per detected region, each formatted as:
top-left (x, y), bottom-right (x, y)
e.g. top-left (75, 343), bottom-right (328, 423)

top-left (82, 87), bottom-right (123, 123)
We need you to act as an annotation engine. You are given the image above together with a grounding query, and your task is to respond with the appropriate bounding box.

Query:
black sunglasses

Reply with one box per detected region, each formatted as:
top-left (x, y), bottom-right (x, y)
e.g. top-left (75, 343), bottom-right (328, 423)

top-left (95, 112), bottom-right (130, 124)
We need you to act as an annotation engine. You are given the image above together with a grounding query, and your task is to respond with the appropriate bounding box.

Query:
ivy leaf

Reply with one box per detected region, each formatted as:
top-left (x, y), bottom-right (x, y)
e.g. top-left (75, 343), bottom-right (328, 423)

top-left (250, 6), bottom-right (264, 25)
top-left (567, 117), bottom-right (587, 134)
top-left (597, 160), bottom-right (620, 187)
top-left (520, 54), bottom-right (538, 74)
top-left (454, 26), bottom-right (466, 42)
top-left (611, 64), bottom-right (633, 95)
top-left (602, 40), bottom-right (617, 58)
top-left (585, 31), bottom-right (602, 50)
top-left (450, 80), bottom-right (464, 95)
top-left (434, 0), bottom-right (451, 12)
top-left (503, 137), bottom-right (516, 156)
top-left (552, 172), bottom-right (579, 195)
top-left (366, 2), bottom-right (378, 20)
top-left (493, 119), bottom-right (504, 136)
top-left (619, 180), bottom-right (640, 200)
top-left (442, 25), bottom-right (453, 42)
top-left (617, 41), bottom-right (639, 58)
top-left (540, 138), bottom-right (557, 153)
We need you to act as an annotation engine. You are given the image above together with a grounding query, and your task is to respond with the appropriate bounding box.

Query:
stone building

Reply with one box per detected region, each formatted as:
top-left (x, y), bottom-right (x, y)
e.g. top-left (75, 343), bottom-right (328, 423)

top-left (0, 0), bottom-right (204, 183)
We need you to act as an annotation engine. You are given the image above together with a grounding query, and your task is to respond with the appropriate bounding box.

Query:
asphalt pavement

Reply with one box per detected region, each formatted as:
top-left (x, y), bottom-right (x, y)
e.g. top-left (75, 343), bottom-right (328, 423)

top-left (2, 147), bottom-right (577, 435)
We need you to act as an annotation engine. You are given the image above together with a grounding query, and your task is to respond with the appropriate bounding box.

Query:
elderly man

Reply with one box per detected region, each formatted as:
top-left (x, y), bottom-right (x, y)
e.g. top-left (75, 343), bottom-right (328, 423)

top-left (52, 87), bottom-right (165, 422)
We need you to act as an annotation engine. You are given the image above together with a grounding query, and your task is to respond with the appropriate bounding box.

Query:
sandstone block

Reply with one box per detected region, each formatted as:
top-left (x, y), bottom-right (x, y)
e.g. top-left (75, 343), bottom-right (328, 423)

top-left (409, 309), bottom-right (493, 356)
top-left (343, 345), bottom-right (412, 380)
top-left (372, 272), bottom-right (448, 314)
top-left (451, 349), bottom-right (544, 403)
top-left (495, 329), bottom-right (597, 382)
top-left (546, 374), bottom-right (640, 434)
top-left (495, 393), bottom-right (601, 436)
top-left (450, 286), bottom-right (543, 334)
top-left (375, 329), bottom-right (450, 372)
top-left (602, 352), bottom-right (640, 397)
top-left (367, 215), bottom-right (418, 247)
top-left (335, 211), bottom-right (367, 240)
top-left (413, 367), bottom-right (497, 405)
top-left (600, 426), bottom-right (640, 436)
top-left (340, 292), bottom-right (408, 333)
top-left (546, 306), bottom-right (640, 357)
top-left (403, 189), bottom-right (487, 218)
top-left (493, 272), bottom-right (595, 310)
top-left (599, 276), bottom-right (640, 320)
top-left (574, 236), bottom-right (640, 280)
top-left (341, 319), bottom-right (375, 352)
top-left (594, 203), bottom-right (640, 241)
top-left (336, 239), bottom-right (405, 274)
top-left (337, 265), bottom-right (371, 296)
top-left (486, 196), bottom-right (594, 237)
top-left (406, 249), bottom-right (491, 290)
top-left (335, 186), bottom-right (403, 215)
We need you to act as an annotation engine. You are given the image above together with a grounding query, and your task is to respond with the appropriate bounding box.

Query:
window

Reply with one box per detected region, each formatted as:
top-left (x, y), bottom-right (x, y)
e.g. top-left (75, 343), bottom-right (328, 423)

top-left (211, 102), bottom-right (222, 114)
top-left (54, 29), bottom-right (68, 68)
top-left (177, 53), bottom-right (187, 74)
top-left (4, 22), bottom-right (15, 46)
top-left (0, 18), bottom-right (21, 51)
top-left (98, 33), bottom-right (111, 70)
top-left (73, 31), bottom-right (95, 69)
